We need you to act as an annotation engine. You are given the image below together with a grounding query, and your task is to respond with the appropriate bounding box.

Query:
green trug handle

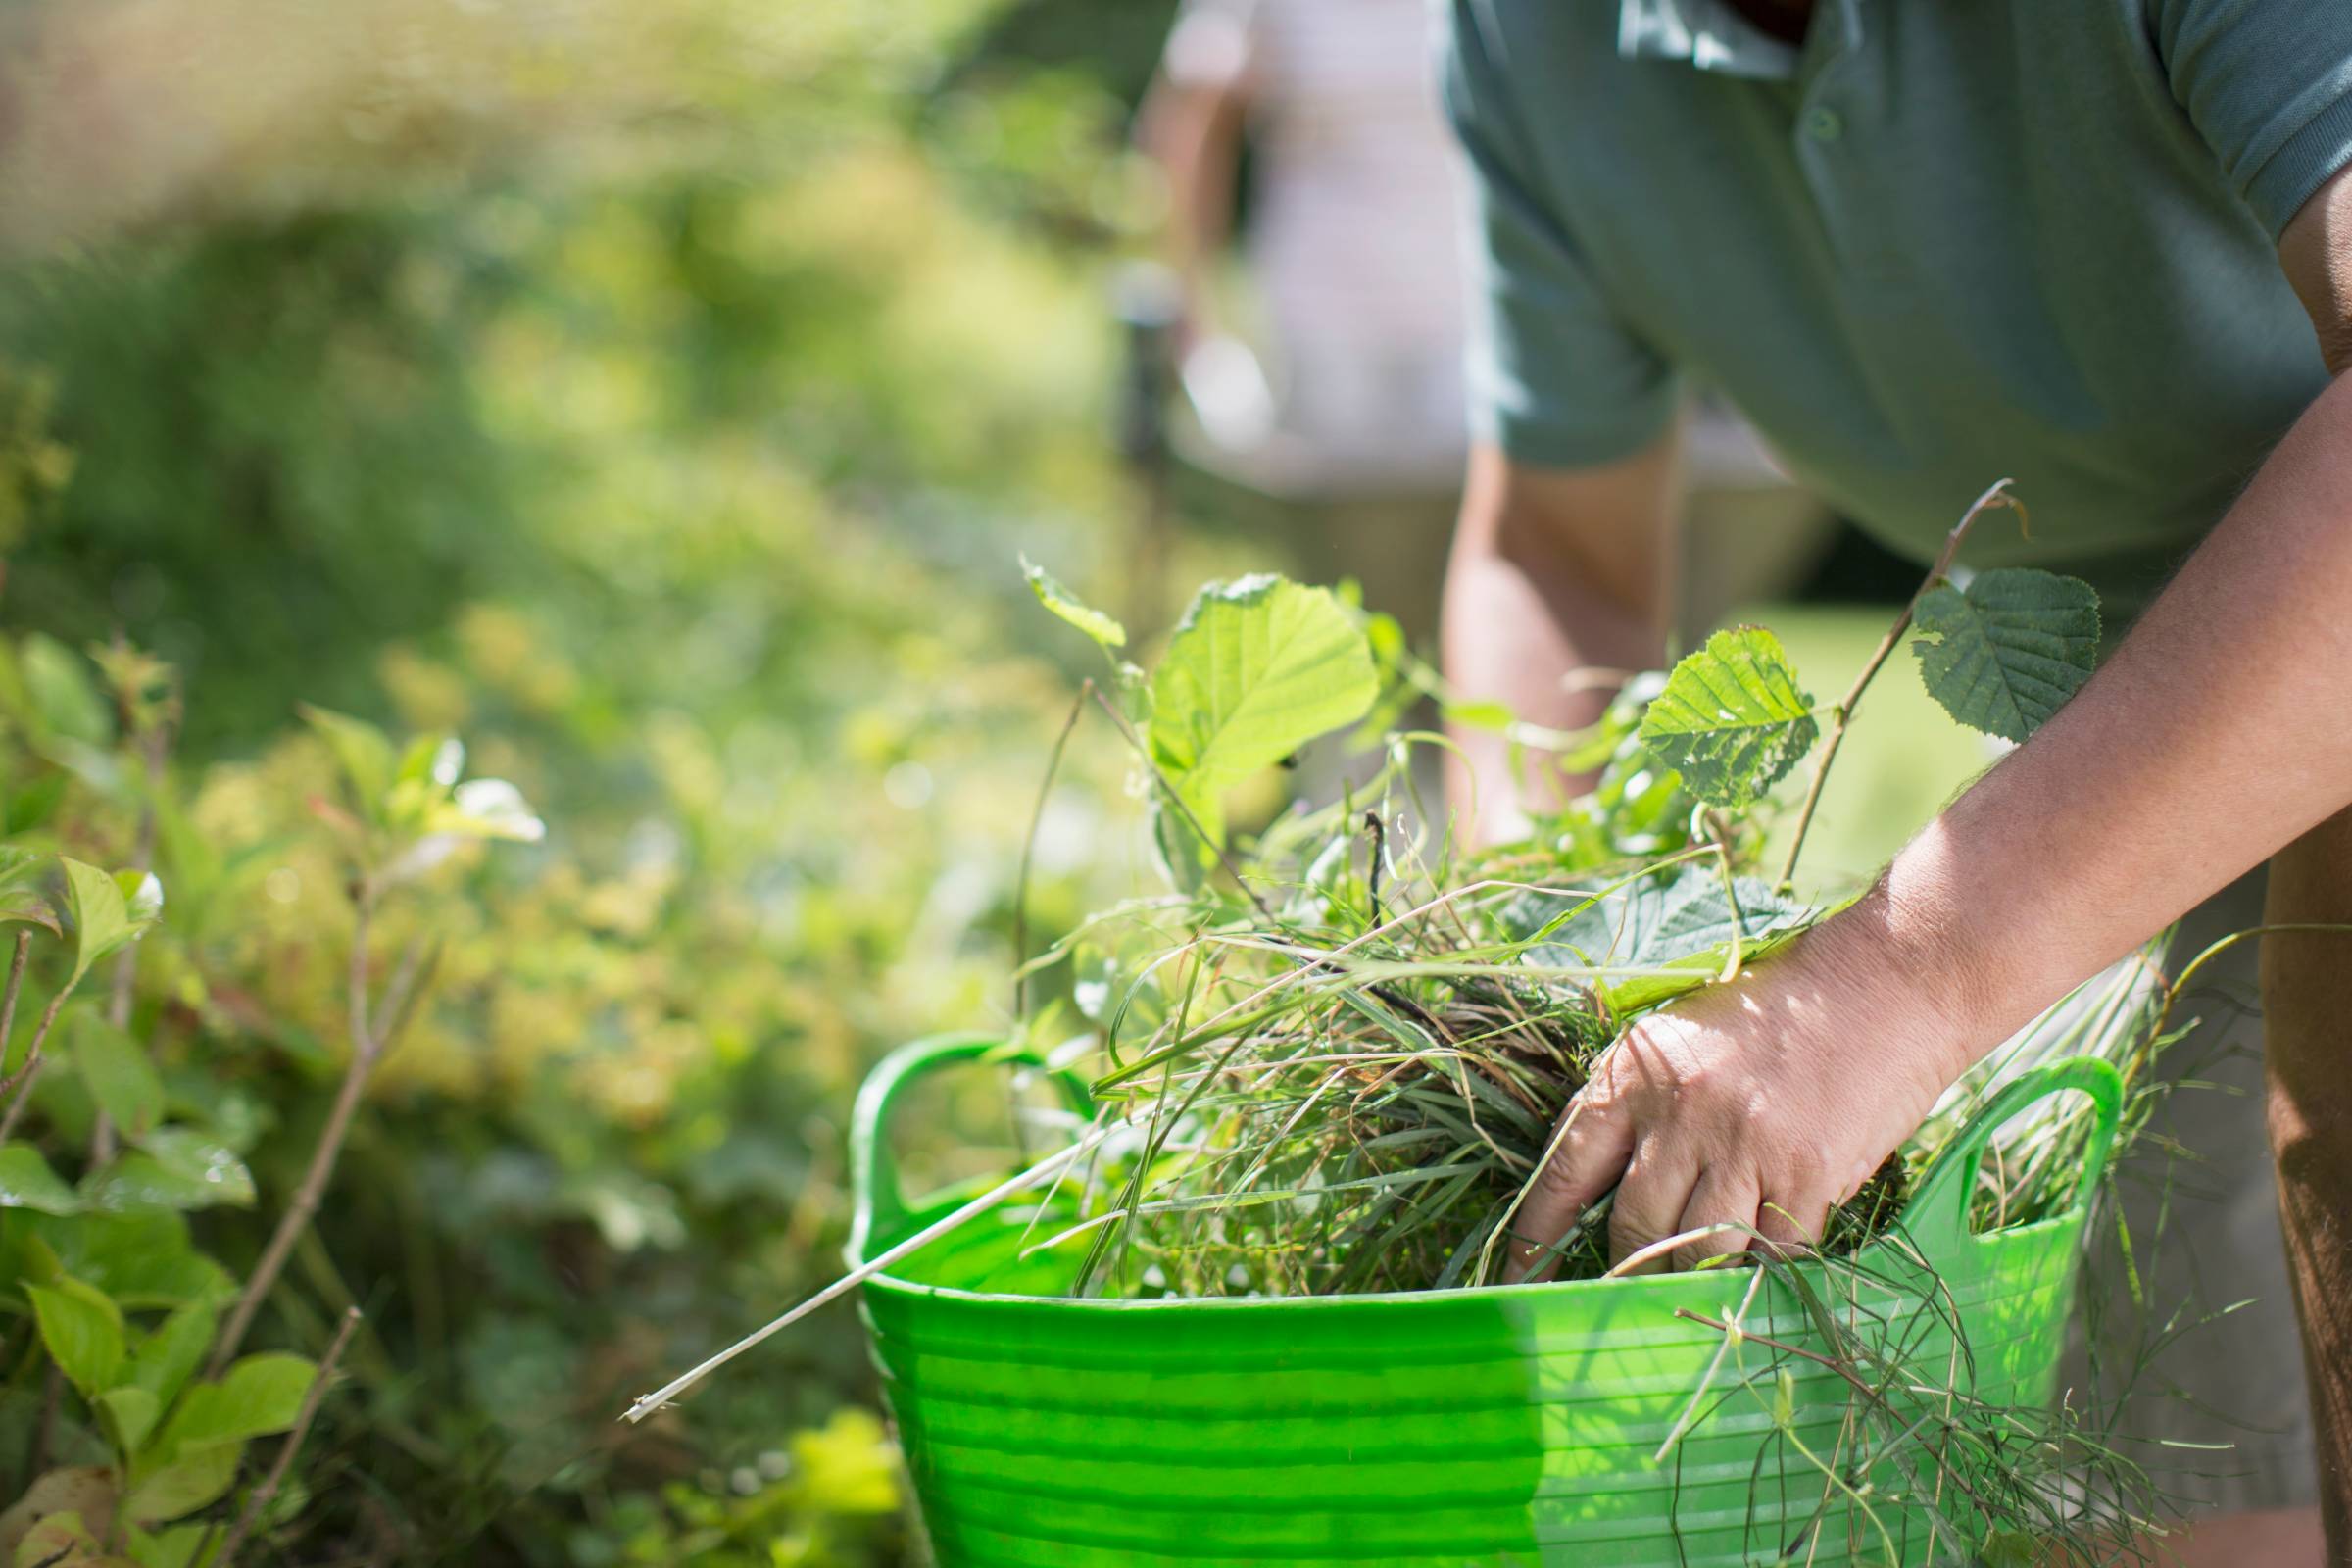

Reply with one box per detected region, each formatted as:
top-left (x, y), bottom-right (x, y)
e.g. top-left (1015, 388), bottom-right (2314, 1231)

top-left (1899, 1055), bottom-right (2124, 1257)
top-left (848, 1033), bottom-right (1096, 1259)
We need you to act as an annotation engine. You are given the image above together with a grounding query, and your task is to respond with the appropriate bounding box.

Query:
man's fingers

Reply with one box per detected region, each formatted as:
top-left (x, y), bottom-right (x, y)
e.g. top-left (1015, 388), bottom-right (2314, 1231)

top-left (1607, 1141), bottom-right (1701, 1275)
top-left (1753, 1189), bottom-right (1834, 1257)
top-left (1503, 1097), bottom-right (1632, 1284)
top-left (1670, 1167), bottom-right (1763, 1271)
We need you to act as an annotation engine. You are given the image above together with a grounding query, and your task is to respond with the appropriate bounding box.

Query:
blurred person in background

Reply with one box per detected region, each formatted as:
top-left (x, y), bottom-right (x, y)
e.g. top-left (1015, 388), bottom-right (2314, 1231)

top-left (1136, 0), bottom-right (1832, 653)
top-left (1136, 0), bottom-right (1470, 645)
top-left (1437, 2), bottom-right (2352, 1561)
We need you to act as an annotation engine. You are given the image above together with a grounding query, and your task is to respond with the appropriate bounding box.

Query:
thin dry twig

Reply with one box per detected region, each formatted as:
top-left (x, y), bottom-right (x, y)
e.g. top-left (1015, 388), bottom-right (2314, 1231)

top-left (621, 1129), bottom-right (1107, 1423)
top-left (214, 1305), bottom-right (362, 1568)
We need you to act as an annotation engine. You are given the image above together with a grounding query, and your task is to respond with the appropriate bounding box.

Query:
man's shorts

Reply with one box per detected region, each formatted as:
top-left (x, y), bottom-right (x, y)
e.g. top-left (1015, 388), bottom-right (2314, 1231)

top-left (2064, 867), bottom-right (2318, 1513)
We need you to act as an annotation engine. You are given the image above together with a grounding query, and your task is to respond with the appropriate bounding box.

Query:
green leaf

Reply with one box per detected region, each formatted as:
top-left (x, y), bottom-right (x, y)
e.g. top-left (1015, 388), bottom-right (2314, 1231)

top-left (96, 1385), bottom-right (161, 1455)
top-left (28, 1277), bottom-right (126, 1397)
top-left (1638, 627), bottom-right (1819, 809)
top-left (129, 1301), bottom-right (219, 1410)
top-left (81, 1133), bottom-right (256, 1213)
top-left (124, 1440), bottom-right (242, 1526)
top-left (0, 846), bottom-right (58, 935)
top-left (21, 633), bottom-right (111, 746)
top-left (438, 778), bottom-right (545, 843)
top-left (61, 858), bottom-right (160, 987)
top-left (62, 857), bottom-right (126, 985)
top-left (1022, 557), bottom-right (1127, 650)
top-left (297, 704), bottom-right (395, 819)
top-left (1147, 576), bottom-right (1379, 851)
top-left (0, 1144), bottom-right (84, 1214)
top-left (397, 733), bottom-right (465, 789)
top-left (116, 869), bottom-right (164, 928)
top-left (155, 1353), bottom-right (317, 1458)
top-left (1516, 867), bottom-right (1810, 967)
top-left (1, 1212), bottom-right (232, 1309)
top-left (133, 1522), bottom-right (219, 1568)
top-left (74, 1016), bottom-right (167, 1138)
top-left (1910, 567), bottom-right (2101, 743)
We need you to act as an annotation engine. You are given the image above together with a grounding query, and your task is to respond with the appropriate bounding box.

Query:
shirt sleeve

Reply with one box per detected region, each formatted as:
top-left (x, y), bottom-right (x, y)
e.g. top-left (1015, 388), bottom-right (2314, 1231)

top-left (2153, 0), bottom-right (2352, 238)
top-left (1439, 0), bottom-right (1680, 468)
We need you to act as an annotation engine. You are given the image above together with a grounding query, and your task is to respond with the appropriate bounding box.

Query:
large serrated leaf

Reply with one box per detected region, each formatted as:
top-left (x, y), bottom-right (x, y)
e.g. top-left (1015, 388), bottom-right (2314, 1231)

top-left (1148, 576), bottom-right (1378, 853)
top-left (1637, 627), bottom-right (1819, 809)
top-left (1910, 568), bottom-right (2100, 743)
top-left (1507, 867), bottom-right (1810, 969)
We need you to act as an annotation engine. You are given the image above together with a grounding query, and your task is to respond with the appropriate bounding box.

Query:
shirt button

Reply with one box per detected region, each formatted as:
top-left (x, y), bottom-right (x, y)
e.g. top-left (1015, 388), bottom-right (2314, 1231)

top-left (1807, 106), bottom-right (1845, 141)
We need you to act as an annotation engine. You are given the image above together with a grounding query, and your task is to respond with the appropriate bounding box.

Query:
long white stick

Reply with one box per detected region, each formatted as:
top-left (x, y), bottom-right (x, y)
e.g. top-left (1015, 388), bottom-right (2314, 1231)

top-left (621, 1131), bottom-right (1103, 1424)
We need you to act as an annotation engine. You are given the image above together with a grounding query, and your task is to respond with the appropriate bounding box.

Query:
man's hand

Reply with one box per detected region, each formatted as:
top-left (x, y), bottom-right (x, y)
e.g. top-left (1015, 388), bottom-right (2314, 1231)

top-left (1506, 904), bottom-right (1962, 1280)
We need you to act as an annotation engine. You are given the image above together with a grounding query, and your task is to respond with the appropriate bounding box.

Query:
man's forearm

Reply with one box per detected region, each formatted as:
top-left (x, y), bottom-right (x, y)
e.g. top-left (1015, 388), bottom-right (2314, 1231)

top-left (1835, 371), bottom-right (2352, 1070)
top-left (1442, 442), bottom-right (1678, 839)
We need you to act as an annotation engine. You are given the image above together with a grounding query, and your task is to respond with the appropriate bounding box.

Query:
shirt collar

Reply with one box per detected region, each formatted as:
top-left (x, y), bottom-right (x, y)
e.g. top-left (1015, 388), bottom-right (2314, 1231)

top-left (1618, 0), bottom-right (1803, 80)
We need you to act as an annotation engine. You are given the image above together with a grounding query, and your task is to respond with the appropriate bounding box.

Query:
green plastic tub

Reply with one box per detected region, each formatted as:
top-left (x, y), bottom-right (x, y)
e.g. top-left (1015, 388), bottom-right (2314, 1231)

top-left (850, 1035), bottom-right (2120, 1568)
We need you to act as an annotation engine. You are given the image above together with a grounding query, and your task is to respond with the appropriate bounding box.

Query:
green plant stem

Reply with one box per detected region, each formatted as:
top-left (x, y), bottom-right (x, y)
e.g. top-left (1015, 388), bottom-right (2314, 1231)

top-left (92, 723), bottom-right (170, 1164)
top-left (0, 930), bottom-right (29, 1071)
top-left (214, 1305), bottom-right (361, 1568)
top-left (1775, 478), bottom-right (2024, 894)
top-left (1014, 679), bottom-right (1093, 1023)
top-left (1083, 684), bottom-right (1277, 923)
top-left (0, 984), bottom-right (78, 1142)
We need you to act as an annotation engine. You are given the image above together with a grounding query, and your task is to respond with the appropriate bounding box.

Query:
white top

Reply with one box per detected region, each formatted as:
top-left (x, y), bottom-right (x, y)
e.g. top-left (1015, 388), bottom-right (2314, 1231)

top-left (1167, 0), bottom-right (1470, 493)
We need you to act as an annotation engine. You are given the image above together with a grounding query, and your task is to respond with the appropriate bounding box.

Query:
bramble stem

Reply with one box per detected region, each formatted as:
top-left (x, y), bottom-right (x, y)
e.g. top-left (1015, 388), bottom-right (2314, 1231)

top-left (214, 1305), bottom-right (361, 1568)
top-left (212, 892), bottom-right (432, 1376)
top-left (93, 723), bottom-right (171, 1164)
top-left (1775, 479), bottom-right (2025, 894)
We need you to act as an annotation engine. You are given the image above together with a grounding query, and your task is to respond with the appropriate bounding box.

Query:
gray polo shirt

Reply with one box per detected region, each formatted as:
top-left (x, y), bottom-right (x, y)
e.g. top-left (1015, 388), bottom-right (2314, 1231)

top-left (1444, 0), bottom-right (2352, 604)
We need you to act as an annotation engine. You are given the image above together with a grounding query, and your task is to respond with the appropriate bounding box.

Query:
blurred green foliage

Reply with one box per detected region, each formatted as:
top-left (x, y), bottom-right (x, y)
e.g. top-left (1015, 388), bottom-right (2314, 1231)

top-left (0, 0), bottom-right (1207, 1561)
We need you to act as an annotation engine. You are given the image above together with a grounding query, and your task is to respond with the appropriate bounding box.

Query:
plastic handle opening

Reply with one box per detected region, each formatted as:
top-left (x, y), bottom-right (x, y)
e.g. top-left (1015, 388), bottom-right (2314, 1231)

top-left (1898, 1055), bottom-right (2124, 1259)
top-left (848, 1034), bottom-right (1096, 1259)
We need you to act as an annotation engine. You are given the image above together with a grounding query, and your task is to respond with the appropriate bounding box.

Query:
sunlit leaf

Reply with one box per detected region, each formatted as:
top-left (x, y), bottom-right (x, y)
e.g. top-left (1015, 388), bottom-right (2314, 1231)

top-left (96, 1385), bottom-right (161, 1456)
top-left (1911, 567), bottom-right (2100, 743)
top-left (129, 1301), bottom-right (219, 1411)
top-left (0, 847), bottom-right (56, 933)
top-left (61, 858), bottom-right (160, 986)
top-left (442, 777), bottom-right (546, 843)
top-left (0, 1144), bottom-right (83, 1214)
top-left (154, 1352), bottom-right (318, 1457)
top-left (21, 633), bottom-right (111, 747)
top-left (81, 1132), bottom-right (256, 1213)
top-left (28, 1276), bottom-right (125, 1397)
top-left (1148, 575), bottom-right (1378, 853)
top-left (1022, 556), bottom-right (1127, 650)
top-left (124, 1440), bottom-right (242, 1526)
top-left (297, 704), bottom-right (395, 820)
top-left (1638, 627), bottom-right (1819, 809)
top-left (398, 733), bottom-right (465, 789)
